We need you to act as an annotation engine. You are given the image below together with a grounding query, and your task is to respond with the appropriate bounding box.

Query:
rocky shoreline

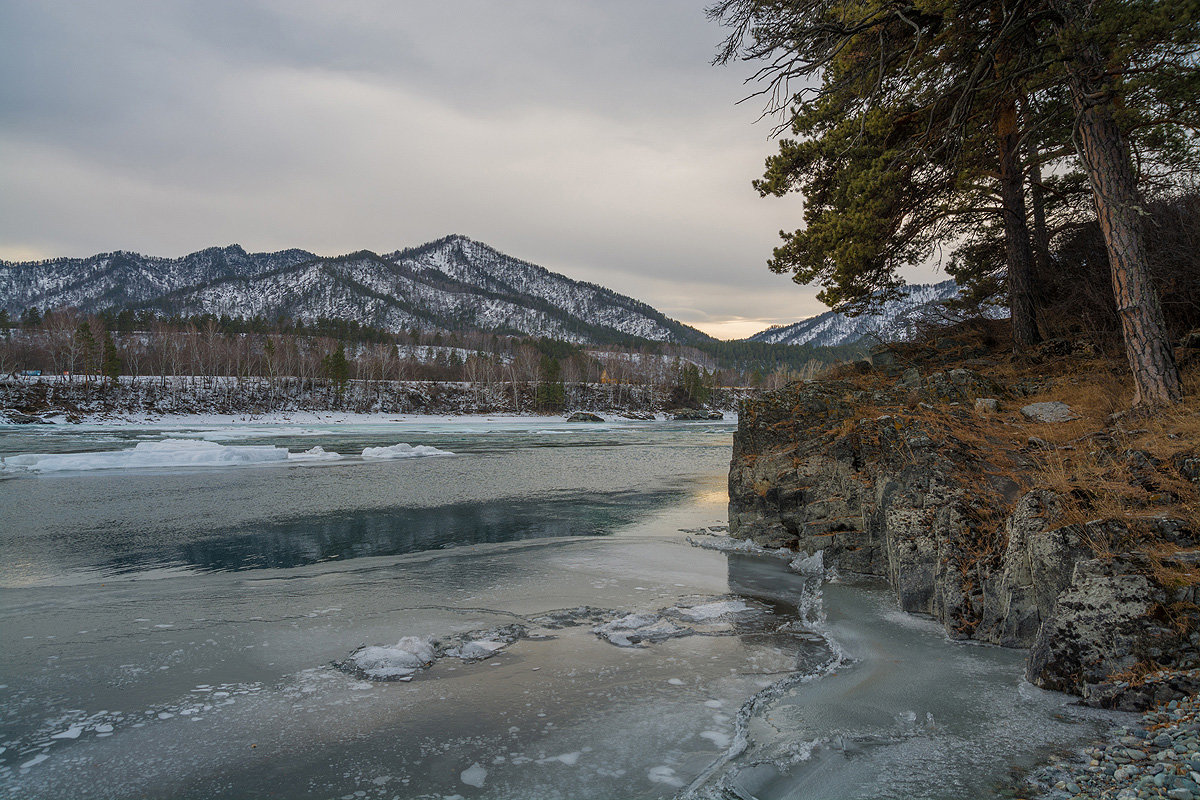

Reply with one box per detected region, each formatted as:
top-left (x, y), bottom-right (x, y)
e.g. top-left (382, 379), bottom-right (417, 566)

top-left (726, 332), bottom-right (1199, 710)
top-left (1027, 672), bottom-right (1200, 800)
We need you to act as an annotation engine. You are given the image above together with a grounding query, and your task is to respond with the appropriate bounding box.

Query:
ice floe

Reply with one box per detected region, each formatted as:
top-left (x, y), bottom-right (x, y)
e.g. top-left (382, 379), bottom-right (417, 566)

top-left (0, 438), bottom-right (457, 474)
top-left (342, 637), bottom-right (437, 681)
top-left (340, 597), bottom-right (773, 681)
top-left (673, 600), bottom-right (752, 621)
top-left (592, 598), bottom-right (764, 648)
top-left (289, 445), bottom-right (341, 461)
top-left (359, 442), bottom-right (455, 459)
top-left (338, 624), bottom-right (528, 681)
top-left (593, 614), bottom-right (689, 648)
top-left (460, 762), bottom-right (487, 788)
top-left (1, 439), bottom-right (293, 472)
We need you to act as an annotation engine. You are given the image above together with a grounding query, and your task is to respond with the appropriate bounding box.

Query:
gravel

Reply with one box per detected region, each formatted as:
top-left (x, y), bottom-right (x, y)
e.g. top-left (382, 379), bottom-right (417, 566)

top-left (1028, 672), bottom-right (1200, 800)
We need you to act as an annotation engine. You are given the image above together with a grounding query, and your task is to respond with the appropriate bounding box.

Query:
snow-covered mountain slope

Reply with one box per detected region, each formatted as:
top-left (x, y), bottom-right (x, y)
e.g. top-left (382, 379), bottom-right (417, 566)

top-left (748, 280), bottom-right (986, 347)
top-left (0, 236), bottom-right (713, 345)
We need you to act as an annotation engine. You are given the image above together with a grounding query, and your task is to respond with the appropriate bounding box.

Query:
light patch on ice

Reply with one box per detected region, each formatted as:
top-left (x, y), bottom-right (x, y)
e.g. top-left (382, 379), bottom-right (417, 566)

top-left (50, 725), bottom-right (83, 739)
top-left (699, 730), bottom-right (732, 748)
top-left (20, 752), bottom-right (49, 771)
top-left (536, 751), bottom-right (582, 766)
top-left (346, 637), bottom-right (437, 680)
top-left (704, 699), bottom-right (724, 709)
top-left (460, 762), bottom-right (487, 787)
top-left (789, 550), bottom-right (825, 576)
top-left (881, 609), bottom-right (945, 633)
top-left (666, 678), bottom-right (685, 686)
top-left (686, 535), bottom-right (793, 559)
top-left (289, 446), bottom-right (341, 461)
top-left (593, 614), bottom-right (687, 648)
top-left (360, 442), bottom-right (455, 459)
top-left (647, 765), bottom-right (684, 787)
top-left (169, 426), bottom-right (326, 441)
top-left (673, 600), bottom-right (752, 621)
top-left (448, 640), bottom-right (508, 660)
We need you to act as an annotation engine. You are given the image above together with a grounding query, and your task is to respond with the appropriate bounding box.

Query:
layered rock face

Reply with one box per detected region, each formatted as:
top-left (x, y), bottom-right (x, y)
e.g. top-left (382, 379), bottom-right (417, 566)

top-left (730, 377), bottom-right (1199, 707)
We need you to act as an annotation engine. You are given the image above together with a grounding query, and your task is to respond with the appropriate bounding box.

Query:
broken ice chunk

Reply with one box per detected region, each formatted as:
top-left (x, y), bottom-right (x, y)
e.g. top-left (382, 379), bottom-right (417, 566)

top-left (340, 637), bottom-right (436, 681)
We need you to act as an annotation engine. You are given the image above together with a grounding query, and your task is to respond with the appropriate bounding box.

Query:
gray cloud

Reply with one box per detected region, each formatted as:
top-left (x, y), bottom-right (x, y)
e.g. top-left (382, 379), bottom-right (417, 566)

top-left (0, 0), bottom-right (939, 338)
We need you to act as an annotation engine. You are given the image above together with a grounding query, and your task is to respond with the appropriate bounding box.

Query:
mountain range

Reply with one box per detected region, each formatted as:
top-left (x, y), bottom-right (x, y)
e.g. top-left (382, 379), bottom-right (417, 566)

top-left (747, 280), bottom-right (975, 348)
top-left (0, 235), bottom-right (712, 346)
top-left (1, 235), bottom-right (974, 349)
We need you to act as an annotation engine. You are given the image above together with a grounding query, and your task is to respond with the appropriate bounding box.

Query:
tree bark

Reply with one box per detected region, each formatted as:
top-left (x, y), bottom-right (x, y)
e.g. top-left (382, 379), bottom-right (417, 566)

top-left (996, 96), bottom-right (1042, 350)
top-left (1066, 53), bottom-right (1182, 407)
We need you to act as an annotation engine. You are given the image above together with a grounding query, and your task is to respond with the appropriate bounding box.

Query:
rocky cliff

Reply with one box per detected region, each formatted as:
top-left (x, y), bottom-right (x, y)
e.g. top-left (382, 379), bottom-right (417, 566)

top-left (729, 335), bottom-right (1200, 709)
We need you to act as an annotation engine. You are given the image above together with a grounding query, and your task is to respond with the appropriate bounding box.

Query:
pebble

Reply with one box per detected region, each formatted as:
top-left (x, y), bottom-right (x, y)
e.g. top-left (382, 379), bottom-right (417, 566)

top-left (1030, 674), bottom-right (1200, 800)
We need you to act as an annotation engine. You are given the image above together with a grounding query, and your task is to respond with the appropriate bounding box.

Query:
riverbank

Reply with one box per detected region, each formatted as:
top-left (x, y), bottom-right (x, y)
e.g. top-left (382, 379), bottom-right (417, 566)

top-left (0, 375), bottom-right (750, 422)
top-left (726, 321), bottom-right (1199, 709)
top-left (2, 408), bottom-right (733, 428)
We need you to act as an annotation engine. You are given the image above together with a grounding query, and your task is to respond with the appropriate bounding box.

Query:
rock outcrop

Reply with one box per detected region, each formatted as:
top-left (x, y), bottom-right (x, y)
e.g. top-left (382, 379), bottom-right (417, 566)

top-left (729, 377), bottom-right (1199, 707)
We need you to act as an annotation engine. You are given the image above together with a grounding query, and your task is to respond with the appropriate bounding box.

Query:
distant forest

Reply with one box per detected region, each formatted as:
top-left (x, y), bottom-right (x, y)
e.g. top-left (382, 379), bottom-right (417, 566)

top-left (0, 307), bottom-right (865, 406)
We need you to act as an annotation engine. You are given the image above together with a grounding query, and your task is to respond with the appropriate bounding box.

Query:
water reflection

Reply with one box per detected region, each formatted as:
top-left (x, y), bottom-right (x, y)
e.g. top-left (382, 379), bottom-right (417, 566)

top-left (97, 488), bottom-right (685, 574)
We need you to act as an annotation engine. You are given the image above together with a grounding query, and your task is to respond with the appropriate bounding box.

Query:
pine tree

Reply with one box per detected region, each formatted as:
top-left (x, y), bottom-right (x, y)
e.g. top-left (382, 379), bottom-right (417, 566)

top-left (711, 0), bottom-right (1053, 349)
top-left (322, 346), bottom-right (350, 395)
top-left (711, 0), bottom-right (1197, 403)
top-left (1044, 0), bottom-right (1196, 405)
top-left (536, 355), bottom-right (565, 411)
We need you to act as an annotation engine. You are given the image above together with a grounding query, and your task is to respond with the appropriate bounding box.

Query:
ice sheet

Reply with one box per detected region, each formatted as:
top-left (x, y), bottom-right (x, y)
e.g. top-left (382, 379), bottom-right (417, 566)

top-left (2, 439), bottom-right (293, 473)
top-left (360, 442), bottom-right (455, 459)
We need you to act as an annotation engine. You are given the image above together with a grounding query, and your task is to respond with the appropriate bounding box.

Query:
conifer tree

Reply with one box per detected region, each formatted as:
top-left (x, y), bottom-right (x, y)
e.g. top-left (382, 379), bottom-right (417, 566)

top-left (101, 331), bottom-right (121, 384)
top-left (711, 0), bottom-right (1197, 402)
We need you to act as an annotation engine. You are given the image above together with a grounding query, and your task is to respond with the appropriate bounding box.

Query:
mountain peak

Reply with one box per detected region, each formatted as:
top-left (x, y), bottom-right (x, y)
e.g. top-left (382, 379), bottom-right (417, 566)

top-left (747, 279), bottom-right (995, 347)
top-left (2, 237), bottom-right (714, 347)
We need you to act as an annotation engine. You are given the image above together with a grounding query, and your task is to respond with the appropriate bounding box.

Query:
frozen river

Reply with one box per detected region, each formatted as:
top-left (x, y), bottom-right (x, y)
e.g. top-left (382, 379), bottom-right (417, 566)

top-left (0, 417), bottom-right (1125, 798)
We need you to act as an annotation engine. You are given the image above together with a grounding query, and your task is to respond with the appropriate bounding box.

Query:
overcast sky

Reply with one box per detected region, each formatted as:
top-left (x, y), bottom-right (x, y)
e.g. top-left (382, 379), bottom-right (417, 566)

top-left (0, 0), bottom-right (940, 339)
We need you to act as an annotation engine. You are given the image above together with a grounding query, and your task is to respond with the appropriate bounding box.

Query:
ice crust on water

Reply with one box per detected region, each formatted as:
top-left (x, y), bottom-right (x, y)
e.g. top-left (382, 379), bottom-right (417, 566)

top-left (360, 442), bottom-right (454, 459)
top-left (593, 615), bottom-right (689, 648)
top-left (536, 751), bottom-right (583, 766)
top-left (686, 534), bottom-right (793, 559)
top-left (445, 640), bottom-right (508, 660)
top-left (673, 600), bottom-right (752, 621)
top-left (342, 597), bottom-right (767, 680)
top-left (2, 439), bottom-right (291, 472)
top-left (648, 765), bottom-right (685, 787)
top-left (789, 550), bottom-right (824, 576)
top-left (592, 598), bottom-right (762, 648)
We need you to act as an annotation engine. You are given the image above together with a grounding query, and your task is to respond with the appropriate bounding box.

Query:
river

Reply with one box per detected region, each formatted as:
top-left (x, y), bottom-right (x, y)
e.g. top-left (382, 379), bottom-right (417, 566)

top-left (0, 417), bottom-right (1126, 799)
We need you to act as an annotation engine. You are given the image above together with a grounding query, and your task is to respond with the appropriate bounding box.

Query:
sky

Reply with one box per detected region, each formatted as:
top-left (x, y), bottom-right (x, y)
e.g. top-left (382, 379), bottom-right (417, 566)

top-left (0, 0), bottom-right (940, 340)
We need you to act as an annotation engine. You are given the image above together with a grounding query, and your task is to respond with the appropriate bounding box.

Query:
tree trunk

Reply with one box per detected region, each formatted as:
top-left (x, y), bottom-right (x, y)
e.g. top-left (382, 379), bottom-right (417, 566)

top-left (1021, 111), bottom-right (1053, 277)
top-left (1066, 54), bottom-right (1182, 407)
top-left (996, 97), bottom-right (1041, 350)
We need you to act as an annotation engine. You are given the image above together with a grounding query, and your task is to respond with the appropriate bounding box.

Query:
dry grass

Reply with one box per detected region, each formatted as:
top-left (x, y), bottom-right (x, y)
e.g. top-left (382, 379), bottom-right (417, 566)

top-left (828, 325), bottom-right (1200, 561)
